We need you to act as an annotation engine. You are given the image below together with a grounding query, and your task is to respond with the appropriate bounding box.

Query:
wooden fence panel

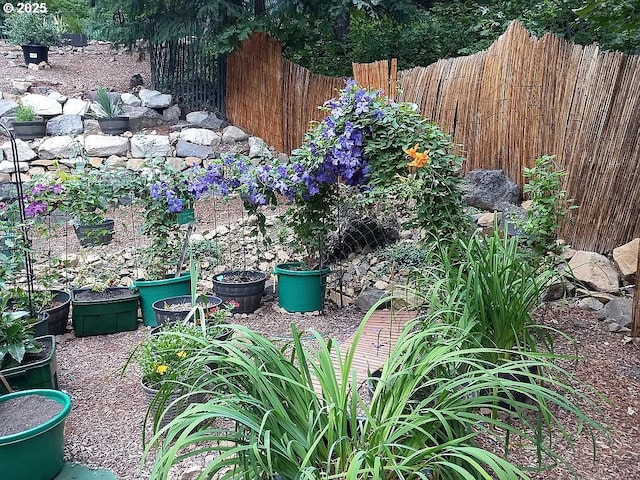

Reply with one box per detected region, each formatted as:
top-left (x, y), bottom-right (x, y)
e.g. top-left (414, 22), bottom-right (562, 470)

top-left (226, 32), bottom-right (284, 152)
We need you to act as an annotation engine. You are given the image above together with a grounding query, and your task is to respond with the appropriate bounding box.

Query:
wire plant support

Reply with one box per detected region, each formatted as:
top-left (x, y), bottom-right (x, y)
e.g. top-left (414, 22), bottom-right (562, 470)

top-left (0, 124), bottom-right (36, 317)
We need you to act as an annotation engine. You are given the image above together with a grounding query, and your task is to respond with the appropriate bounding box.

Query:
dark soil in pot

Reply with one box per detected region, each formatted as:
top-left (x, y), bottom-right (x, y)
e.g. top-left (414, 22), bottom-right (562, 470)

top-left (215, 271), bottom-right (265, 283)
top-left (0, 395), bottom-right (63, 436)
top-left (73, 289), bottom-right (137, 302)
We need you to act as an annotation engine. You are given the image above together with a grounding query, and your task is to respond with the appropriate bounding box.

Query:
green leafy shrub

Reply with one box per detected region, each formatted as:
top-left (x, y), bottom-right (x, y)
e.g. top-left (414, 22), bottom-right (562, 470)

top-left (5, 13), bottom-right (59, 46)
top-left (0, 295), bottom-right (41, 369)
top-left (14, 105), bottom-right (37, 122)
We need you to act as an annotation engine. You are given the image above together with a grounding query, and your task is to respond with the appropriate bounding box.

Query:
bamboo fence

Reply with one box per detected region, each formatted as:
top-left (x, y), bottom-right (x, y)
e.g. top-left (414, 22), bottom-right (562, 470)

top-left (226, 22), bottom-right (640, 253)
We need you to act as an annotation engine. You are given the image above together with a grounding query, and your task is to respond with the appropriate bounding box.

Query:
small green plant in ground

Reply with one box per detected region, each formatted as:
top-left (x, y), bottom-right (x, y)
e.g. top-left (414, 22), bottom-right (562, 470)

top-left (517, 154), bottom-right (577, 254)
top-left (14, 105), bottom-right (37, 122)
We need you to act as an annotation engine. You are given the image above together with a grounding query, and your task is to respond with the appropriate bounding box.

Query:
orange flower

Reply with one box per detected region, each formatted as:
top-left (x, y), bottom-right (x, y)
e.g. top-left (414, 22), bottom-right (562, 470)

top-left (404, 144), bottom-right (419, 158)
top-left (407, 148), bottom-right (430, 169)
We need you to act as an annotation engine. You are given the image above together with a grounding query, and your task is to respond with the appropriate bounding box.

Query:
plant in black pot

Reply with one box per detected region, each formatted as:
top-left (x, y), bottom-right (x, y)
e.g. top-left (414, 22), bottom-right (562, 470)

top-left (0, 292), bottom-right (58, 394)
top-left (93, 87), bottom-right (129, 135)
top-left (10, 105), bottom-right (47, 140)
top-left (4, 12), bottom-right (59, 65)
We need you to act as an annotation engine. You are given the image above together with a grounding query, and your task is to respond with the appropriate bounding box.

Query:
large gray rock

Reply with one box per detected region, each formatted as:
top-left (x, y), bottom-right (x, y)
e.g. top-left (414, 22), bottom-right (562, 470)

top-left (84, 135), bottom-right (129, 157)
top-left (462, 169), bottom-right (520, 211)
top-left (0, 99), bottom-right (19, 117)
top-left (163, 104), bottom-right (181, 122)
top-left (120, 93), bottom-right (141, 107)
top-left (185, 111), bottom-right (229, 129)
top-left (612, 238), bottom-right (638, 282)
top-left (122, 105), bottom-right (165, 131)
top-left (46, 115), bottom-right (84, 136)
top-left (179, 128), bottom-right (220, 147)
top-left (248, 136), bottom-right (268, 158)
top-left (138, 89), bottom-right (172, 108)
top-left (598, 297), bottom-right (633, 328)
top-left (568, 250), bottom-right (620, 293)
top-left (1, 139), bottom-right (37, 161)
top-left (38, 136), bottom-right (82, 159)
top-left (356, 286), bottom-right (389, 312)
top-left (222, 125), bottom-right (249, 143)
top-left (20, 94), bottom-right (63, 116)
top-left (62, 98), bottom-right (90, 116)
top-left (175, 140), bottom-right (215, 159)
top-left (131, 134), bottom-right (171, 158)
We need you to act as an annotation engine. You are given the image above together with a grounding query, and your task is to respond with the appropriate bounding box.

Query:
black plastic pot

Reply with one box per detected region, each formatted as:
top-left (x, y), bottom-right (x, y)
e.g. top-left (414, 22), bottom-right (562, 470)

top-left (152, 295), bottom-right (222, 325)
top-left (21, 45), bottom-right (49, 65)
top-left (97, 116), bottom-right (130, 135)
top-left (73, 219), bottom-right (115, 247)
top-left (60, 33), bottom-right (88, 47)
top-left (212, 271), bottom-right (267, 314)
top-left (11, 120), bottom-right (46, 140)
top-left (40, 290), bottom-right (71, 335)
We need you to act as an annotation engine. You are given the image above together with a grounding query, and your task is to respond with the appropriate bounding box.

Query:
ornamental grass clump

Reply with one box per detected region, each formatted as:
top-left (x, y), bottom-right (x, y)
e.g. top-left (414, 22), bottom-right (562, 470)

top-left (142, 303), bottom-right (601, 480)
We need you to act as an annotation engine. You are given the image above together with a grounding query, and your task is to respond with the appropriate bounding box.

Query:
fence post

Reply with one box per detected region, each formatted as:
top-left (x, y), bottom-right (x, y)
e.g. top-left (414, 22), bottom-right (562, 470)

top-left (633, 246), bottom-right (640, 338)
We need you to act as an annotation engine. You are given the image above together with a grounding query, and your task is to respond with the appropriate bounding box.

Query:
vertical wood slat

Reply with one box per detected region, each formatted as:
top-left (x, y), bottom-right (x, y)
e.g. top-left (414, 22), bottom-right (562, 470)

top-left (226, 23), bottom-right (640, 254)
top-left (633, 248), bottom-right (640, 338)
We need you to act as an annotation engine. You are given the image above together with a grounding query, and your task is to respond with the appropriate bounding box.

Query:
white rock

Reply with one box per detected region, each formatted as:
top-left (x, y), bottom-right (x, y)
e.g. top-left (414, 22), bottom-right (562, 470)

top-left (185, 111), bottom-right (209, 124)
top-left (38, 136), bottom-right (83, 159)
top-left (120, 93), bottom-right (141, 107)
top-left (84, 135), bottom-right (129, 157)
top-left (11, 80), bottom-right (32, 94)
top-left (179, 128), bottom-right (220, 147)
top-left (0, 160), bottom-right (28, 173)
top-left (248, 136), bottom-right (268, 158)
top-left (612, 238), bottom-right (639, 281)
top-left (1, 139), bottom-right (37, 161)
top-left (63, 98), bottom-right (90, 116)
top-left (104, 155), bottom-right (126, 169)
top-left (568, 251), bottom-right (619, 293)
top-left (138, 88), bottom-right (172, 108)
top-left (130, 134), bottom-right (171, 158)
top-left (222, 125), bottom-right (249, 143)
top-left (48, 91), bottom-right (68, 104)
top-left (20, 93), bottom-right (63, 116)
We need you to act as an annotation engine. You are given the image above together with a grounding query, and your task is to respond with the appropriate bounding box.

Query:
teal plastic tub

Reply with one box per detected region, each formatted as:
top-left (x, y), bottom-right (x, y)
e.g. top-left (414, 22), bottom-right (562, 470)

top-left (0, 389), bottom-right (72, 480)
top-left (274, 262), bottom-right (330, 313)
top-left (134, 273), bottom-right (191, 326)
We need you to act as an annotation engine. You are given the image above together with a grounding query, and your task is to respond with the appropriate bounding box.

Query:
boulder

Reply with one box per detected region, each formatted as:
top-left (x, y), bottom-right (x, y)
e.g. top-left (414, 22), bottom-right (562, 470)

top-left (1, 139), bottom-right (37, 161)
top-left (121, 105), bottom-right (165, 131)
top-left (62, 98), bottom-right (90, 116)
top-left (185, 111), bottom-right (229, 129)
top-left (138, 89), bottom-right (172, 108)
top-left (48, 92), bottom-right (67, 104)
top-left (131, 134), bottom-right (171, 158)
top-left (248, 136), bottom-right (268, 158)
top-left (38, 135), bottom-right (82, 159)
top-left (0, 160), bottom-right (28, 174)
top-left (0, 99), bottom-right (19, 117)
top-left (84, 135), bottom-right (129, 157)
top-left (163, 104), bottom-right (181, 122)
top-left (120, 93), bottom-right (141, 107)
top-left (179, 128), bottom-right (220, 147)
top-left (612, 238), bottom-right (639, 282)
top-left (462, 169), bottom-right (520, 211)
top-left (568, 250), bottom-right (620, 293)
top-left (175, 140), bottom-right (215, 159)
top-left (20, 94), bottom-right (63, 116)
top-left (46, 115), bottom-right (84, 136)
top-left (356, 286), bottom-right (389, 312)
top-left (598, 297), bottom-right (633, 329)
top-left (222, 125), bottom-right (249, 143)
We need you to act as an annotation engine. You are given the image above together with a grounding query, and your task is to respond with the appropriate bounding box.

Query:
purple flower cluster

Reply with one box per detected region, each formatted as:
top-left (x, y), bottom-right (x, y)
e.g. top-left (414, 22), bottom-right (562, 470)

top-left (24, 182), bottom-right (64, 217)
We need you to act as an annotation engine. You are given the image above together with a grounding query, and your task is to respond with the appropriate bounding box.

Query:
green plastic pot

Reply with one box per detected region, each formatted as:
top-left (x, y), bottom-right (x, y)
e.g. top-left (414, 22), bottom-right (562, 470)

top-left (273, 262), bottom-right (330, 313)
top-left (133, 273), bottom-right (191, 327)
top-left (0, 389), bottom-right (72, 480)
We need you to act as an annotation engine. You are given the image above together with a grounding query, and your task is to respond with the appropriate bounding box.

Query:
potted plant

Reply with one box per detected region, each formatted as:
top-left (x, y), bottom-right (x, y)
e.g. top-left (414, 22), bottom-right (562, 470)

top-left (4, 13), bottom-right (59, 65)
top-left (24, 165), bottom-right (118, 247)
top-left (70, 259), bottom-right (140, 337)
top-left (0, 294), bottom-right (58, 394)
top-left (8, 287), bottom-right (70, 336)
top-left (93, 87), bottom-right (129, 135)
top-left (54, 13), bottom-right (88, 47)
top-left (10, 105), bottom-right (46, 140)
top-left (0, 388), bottom-right (72, 480)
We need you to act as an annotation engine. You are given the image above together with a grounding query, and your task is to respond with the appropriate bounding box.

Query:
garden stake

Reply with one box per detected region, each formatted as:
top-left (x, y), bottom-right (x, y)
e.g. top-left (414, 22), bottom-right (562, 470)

top-left (175, 223), bottom-right (195, 278)
top-left (0, 373), bottom-right (13, 393)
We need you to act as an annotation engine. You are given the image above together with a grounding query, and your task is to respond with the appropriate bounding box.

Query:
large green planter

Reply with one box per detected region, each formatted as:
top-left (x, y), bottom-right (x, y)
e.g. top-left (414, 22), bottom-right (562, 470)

top-left (0, 335), bottom-right (58, 394)
top-left (273, 262), bottom-right (330, 313)
top-left (0, 389), bottom-right (72, 480)
top-left (71, 288), bottom-right (140, 337)
top-left (134, 273), bottom-right (191, 327)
